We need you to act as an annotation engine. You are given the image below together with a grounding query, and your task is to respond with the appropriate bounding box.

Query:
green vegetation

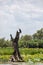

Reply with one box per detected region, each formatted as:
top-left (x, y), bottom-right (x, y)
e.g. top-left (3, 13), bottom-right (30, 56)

top-left (0, 28), bottom-right (43, 62)
top-left (0, 48), bottom-right (43, 62)
top-left (19, 28), bottom-right (43, 48)
top-left (0, 47), bottom-right (13, 55)
top-left (0, 48), bottom-right (43, 55)
top-left (0, 54), bottom-right (43, 62)
top-left (0, 28), bottom-right (43, 48)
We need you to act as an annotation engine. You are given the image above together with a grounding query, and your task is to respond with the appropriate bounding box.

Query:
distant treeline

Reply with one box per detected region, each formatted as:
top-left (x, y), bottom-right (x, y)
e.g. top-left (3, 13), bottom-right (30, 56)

top-left (0, 28), bottom-right (43, 48)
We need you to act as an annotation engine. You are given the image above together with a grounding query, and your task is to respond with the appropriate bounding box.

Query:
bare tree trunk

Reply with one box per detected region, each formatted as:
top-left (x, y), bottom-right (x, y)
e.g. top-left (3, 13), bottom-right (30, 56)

top-left (10, 29), bottom-right (24, 62)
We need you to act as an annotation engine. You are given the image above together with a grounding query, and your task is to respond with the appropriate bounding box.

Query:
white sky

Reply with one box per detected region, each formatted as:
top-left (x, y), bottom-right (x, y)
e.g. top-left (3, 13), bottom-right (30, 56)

top-left (0, 0), bottom-right (43, 39)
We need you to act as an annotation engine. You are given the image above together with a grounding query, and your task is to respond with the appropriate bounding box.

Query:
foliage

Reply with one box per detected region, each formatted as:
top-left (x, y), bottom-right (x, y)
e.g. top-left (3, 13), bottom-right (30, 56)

top-left (0, 54), bottom-right (43, 62)
top-left (19, 39), bottom-right (43, 48)
top-left (0, 38), bottom-right (12, 47)
top-left (18, 28), bottom-right (43, 48)
top-left (0, 48), bottom-right (43, 55)
top-left (0, 28), bottom-right (43, 48)
top-left (0, 48), bottom-right (43, 62)
top-left (33, 28), bottom-right (43, 39)
top-left (21, 35), bottom-right (32, 41)
top-left (0, 47), bottom-right (14, 55)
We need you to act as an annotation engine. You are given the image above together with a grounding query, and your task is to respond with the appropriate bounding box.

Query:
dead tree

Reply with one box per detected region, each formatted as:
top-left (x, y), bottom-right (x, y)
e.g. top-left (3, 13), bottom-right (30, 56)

top-left (10, 29), bottom-right (23, 62)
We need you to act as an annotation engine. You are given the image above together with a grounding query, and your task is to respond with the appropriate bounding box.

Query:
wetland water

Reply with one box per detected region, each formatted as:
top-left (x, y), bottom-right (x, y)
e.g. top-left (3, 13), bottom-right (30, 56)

top-left (0, 62), bottom-right (43, 65)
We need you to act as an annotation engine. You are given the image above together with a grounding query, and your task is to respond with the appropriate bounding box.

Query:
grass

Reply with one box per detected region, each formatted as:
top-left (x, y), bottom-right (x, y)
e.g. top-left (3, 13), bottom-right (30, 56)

top-left (0, 48), bottom-right (43, 62)
top-left (20, 48), bottom-right (43, 55)
top-left (0, 48), bottom-right (43, 55)
top-left (0, 47), bottom-right (14, 55)
top-left (0, 54), bottom-right (43, 62)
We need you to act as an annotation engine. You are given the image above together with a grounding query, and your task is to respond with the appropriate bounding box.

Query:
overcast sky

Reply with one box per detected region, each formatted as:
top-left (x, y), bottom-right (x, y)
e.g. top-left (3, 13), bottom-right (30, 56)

top-left (0, 0), bottom-right (43, 39)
